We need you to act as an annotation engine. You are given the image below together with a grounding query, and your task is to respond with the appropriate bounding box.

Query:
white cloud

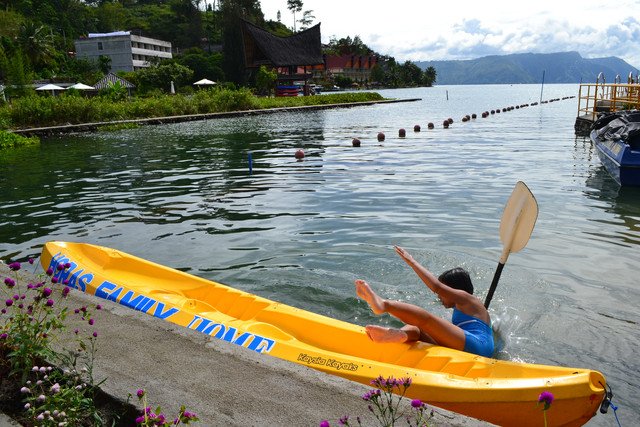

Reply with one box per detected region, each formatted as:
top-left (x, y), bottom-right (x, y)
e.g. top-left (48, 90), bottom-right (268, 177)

top-left (259, 0), bottom-right (640, 67)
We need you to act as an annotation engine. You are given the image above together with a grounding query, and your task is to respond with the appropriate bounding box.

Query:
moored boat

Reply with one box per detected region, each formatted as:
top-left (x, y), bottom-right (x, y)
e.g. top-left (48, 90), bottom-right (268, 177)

top-left (40, 241), bottom-right (607, 426)
top-left (590, 111), bottom-right (640, 186)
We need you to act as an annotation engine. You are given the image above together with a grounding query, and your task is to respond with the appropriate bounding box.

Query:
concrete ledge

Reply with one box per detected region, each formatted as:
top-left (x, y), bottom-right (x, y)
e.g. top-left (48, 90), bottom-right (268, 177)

top-left (10, 98), bottom-right (421, 138)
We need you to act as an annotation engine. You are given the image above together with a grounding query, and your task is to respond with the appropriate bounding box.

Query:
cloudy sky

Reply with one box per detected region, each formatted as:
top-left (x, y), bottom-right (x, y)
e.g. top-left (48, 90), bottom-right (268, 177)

top-left (258, 0), bottom-right (640, 68)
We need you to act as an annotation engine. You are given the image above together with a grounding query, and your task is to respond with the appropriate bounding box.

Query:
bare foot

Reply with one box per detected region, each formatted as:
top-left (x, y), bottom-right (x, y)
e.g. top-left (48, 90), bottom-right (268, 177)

top-left (355, 279), bottom-right (386, 315)
top-left (365, 325), bottom-right (408, 343)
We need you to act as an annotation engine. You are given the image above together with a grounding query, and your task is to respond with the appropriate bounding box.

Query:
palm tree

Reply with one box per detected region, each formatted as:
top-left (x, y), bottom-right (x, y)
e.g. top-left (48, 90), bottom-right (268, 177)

top-left (17, 22), bottom-right (55, 69)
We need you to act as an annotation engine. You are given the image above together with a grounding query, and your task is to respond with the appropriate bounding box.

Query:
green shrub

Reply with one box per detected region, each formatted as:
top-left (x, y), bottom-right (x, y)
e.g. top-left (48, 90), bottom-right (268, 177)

top-left (0, 130), bottom-right (39, 149)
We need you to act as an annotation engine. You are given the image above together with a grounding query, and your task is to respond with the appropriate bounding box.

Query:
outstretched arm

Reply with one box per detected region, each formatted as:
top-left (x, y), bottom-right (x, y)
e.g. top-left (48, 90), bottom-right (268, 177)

top-left (394, 246), bottom-right (461, 301)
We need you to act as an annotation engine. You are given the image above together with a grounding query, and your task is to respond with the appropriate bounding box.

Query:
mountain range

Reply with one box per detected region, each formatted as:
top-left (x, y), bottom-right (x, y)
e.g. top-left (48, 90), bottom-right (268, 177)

top-left (415, 51), bottom-right (639, 85)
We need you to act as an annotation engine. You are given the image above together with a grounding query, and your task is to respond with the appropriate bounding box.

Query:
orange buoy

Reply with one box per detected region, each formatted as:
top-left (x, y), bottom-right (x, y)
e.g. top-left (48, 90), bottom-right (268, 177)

top-left (414, 125), bottom-right (421, 132)
top-left (399, 129), bottom-right (406, 137)
top-left (377, 132), bottom-right (385, 141)
top-left (294, 149), bottom-right (305, 159)
top-left (352, 138), bottom-right (361, 147)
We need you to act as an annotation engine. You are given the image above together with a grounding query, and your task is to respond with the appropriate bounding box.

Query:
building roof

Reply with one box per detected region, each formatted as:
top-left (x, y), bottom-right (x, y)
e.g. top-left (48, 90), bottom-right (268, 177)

top-left (241, 20), bottom-right (323, 68)
top-left (93, 72), bottom-right (136, 89)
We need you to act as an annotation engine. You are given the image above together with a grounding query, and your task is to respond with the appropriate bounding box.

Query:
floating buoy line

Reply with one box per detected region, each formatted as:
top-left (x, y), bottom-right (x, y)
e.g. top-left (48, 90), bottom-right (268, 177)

top-left (290, 95), bottom-right (576, 158)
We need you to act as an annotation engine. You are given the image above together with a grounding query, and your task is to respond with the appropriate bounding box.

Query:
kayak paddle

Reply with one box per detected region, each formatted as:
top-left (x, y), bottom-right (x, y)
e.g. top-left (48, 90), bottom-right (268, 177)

top-left (484, 181), bottom-right (538, 309)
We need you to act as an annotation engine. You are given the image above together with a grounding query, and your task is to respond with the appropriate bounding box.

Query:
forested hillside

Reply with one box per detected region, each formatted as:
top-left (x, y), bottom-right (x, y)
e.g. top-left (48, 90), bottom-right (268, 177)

top-left (416, 51), bottom-right (639, 85)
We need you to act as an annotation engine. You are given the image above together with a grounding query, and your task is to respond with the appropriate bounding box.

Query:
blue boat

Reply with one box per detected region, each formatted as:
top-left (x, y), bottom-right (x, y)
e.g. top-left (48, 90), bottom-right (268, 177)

top-left (590, 111), bottom-right (640, 186)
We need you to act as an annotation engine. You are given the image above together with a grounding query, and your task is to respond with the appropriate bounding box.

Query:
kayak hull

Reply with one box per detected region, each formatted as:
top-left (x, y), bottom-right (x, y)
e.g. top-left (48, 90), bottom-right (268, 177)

top-left (40, 241), bottom-right (605, 426)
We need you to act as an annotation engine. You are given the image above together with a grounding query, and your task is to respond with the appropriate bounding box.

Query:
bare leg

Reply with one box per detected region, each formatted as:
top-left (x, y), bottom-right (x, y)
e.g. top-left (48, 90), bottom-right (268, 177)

top-left (355, 279), bottom-right (386, 315)
top-left (365, 325), bottom-right (408, 343)
top-left (354, 279), bottom-right (465, 351)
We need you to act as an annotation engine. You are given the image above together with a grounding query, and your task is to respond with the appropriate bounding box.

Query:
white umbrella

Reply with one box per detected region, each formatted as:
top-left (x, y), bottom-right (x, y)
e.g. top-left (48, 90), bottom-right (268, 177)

top-left (36, 83), bottom-right (64, 96)
top-left (36, 83), bottom-right (64, 91)
top-left (67, 83), bottom-right (95, 90)
top-left (193, 78), bottom-right (216, 86)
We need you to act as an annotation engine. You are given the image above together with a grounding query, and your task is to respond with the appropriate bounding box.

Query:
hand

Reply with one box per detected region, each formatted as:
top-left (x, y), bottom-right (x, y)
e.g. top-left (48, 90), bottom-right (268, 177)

top-left (394, 246), bottom-right (414, 264)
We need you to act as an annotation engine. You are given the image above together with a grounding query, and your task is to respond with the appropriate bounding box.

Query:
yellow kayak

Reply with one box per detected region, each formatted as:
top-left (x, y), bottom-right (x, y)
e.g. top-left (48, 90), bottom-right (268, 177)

top-left (40, 241), bottom-right (606, 426)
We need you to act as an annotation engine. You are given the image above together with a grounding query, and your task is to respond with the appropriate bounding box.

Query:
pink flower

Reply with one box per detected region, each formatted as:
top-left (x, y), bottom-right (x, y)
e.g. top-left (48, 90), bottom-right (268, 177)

top-left (538, 391), bottom-right (554, 410)
top-left (411, 399), bottom-right (423, 408)
top-left (136, 389), bottom-right (145, 398)
top-left (320, 421), bottom-right (330, 427)
top-left (8, 262), bottom-right (20, 271)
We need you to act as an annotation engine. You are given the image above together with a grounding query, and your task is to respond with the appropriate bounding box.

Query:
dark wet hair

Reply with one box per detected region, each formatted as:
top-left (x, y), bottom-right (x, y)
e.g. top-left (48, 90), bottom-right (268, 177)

top-left (438, 268), bottom-right (474, 295)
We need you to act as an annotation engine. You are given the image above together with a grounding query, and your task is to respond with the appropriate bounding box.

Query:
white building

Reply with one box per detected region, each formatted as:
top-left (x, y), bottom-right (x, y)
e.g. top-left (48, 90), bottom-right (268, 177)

top-left (74, 31), bottom-right (172, 72)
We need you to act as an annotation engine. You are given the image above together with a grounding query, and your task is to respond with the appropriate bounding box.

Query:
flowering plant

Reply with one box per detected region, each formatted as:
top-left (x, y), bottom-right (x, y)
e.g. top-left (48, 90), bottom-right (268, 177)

top-left (321, 376), bottom-right (432, 427)
top-left (537, 391), bottom-right (554, 427)
top-left (132, 388), bottom-right (199, 426)
top-left (1, 259), bottom-right (102, 425)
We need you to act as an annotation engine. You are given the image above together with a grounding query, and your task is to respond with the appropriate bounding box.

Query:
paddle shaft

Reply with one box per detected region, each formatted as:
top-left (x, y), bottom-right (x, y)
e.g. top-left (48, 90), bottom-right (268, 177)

top-left (484, 262), bottom-right (505, 308)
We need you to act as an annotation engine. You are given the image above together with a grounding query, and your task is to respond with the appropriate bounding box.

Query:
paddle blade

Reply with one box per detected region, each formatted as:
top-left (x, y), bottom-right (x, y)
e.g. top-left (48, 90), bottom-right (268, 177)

top-left (485, 181), bottom-right (538, 308)
top-left (499, 181), bottom-right (538, 256)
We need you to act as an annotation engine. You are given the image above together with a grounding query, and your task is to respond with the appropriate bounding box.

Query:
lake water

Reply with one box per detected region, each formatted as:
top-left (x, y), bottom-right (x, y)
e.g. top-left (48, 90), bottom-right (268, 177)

top-left (1, 85), bottom-right (638, 425)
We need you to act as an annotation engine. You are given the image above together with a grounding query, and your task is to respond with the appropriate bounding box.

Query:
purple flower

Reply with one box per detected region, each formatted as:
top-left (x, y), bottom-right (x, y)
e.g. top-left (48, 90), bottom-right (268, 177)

top-left (136, 389), bottom-right (145, 398)
top-left (56, 263), bottom-right (64, 271)
top-left (411, 399), bottom-right (423, 408)
top-left (4, 278), bottom-right (15, 288)
top-left (45, 299), bottom-right (54, 307)
top-left (96, 304), bottom-right (102, 310)
top-left (42, 287), bottom-right (52, 297)
top-left (63, 287), bottom-right (70, 297)
top-left (538, 391), bottom-right (554, 409)
top-left (74, 329), bottom-right (79, 334)
top-left (28, 258), bottom-right (34, 264)
top-left (46, 268), bottom-right (54, 276)
top-left (88, 318), bottom-right (94, 325)
top-left (339, 415), bottom-right (349, 425)
top-left (135, 416), bottom-right (145, 423)
top-left (319, 421), bottom-right (330, 427)
top-left (64, 262), bottom-right (71, 269)
top-left (63, 279), bottom-right (69, 285)
top-left (93, 331), bottom-right (98, 338)
top-left (0, 333), bottom-right (7, 339)
top-left (8, 262), bottom-right (20, 271)
top-left (5, 299), bottom-right (13, 307)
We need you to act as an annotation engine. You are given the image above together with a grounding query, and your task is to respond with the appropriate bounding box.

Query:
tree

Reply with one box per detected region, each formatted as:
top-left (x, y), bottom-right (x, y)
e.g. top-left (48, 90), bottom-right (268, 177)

top-left (176, 48), bottom-right (225, 81)
top-left (136, 62), bottom-right (194, 92)
top-left (254, 65), bottom-right (276, 96)
top-left (298, 9), bottom-right (314, 31)
top-left (399, 60), bottom-right (422, 87)
top-left (286, 0), bottom-right (302, 32)
top-left (17, 22), bottom-right (56, 70)
top-left (423, 66), bottom-right (437, 87)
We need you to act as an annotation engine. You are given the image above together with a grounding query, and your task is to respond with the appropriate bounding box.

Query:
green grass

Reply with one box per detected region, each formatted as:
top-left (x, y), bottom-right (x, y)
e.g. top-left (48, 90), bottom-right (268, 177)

top-left (0, 89), bottom-right (386, 131)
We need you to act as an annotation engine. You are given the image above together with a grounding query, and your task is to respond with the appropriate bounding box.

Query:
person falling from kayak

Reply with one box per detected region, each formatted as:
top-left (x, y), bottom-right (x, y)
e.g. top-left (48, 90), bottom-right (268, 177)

top-left (355, 245), bottom-right (494, 358)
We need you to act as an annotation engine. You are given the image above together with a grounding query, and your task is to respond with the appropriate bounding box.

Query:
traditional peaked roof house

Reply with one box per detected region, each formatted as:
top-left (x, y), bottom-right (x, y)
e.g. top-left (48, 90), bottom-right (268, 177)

top-left (241, 20), bottom-right (323, 95)
top-left (323, 54), bottom-right (379, 83)
top-left (93, 73), bottom-right (136, 95)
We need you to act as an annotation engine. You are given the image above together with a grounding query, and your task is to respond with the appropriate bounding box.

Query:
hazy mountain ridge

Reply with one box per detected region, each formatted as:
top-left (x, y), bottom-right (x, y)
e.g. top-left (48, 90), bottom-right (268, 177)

top-left (416, 52), bottom-right (639, 85)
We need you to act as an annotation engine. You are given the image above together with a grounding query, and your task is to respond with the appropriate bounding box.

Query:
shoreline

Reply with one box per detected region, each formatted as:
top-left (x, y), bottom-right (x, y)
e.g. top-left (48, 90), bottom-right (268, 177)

top-left (9, 98), bottom-right (420, 138)
top-left (0, 262), bottom-right (490, 426)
